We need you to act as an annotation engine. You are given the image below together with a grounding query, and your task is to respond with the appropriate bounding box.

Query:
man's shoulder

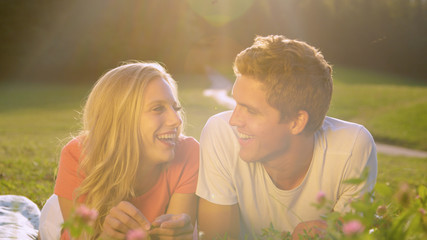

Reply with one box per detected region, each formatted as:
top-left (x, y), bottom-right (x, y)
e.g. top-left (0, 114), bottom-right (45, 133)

top-left (320, 117), bottom-right (374, 152)
top-left (206, 110), bottom-right (233, 124)
top-left (322, 116), bottom-right (367, 135)
top-left (202, 111), bottom-right (234, 133)
top-left (202, 110), bottom-right (236, 136)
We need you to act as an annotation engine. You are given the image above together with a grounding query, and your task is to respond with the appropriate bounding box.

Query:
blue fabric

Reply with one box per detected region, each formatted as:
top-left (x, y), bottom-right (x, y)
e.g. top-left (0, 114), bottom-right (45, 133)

top-left (0, 195), bottom-right (40, 239)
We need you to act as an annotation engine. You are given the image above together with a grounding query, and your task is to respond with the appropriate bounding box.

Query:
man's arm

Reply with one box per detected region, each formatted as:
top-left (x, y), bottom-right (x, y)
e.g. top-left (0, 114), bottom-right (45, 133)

top-left (198, 198), bottom-right (240, 240)
top-left (334, 126), bottom-right (377, 213)
top-left (292, 126), bottom-right (377, 239)
top-left (197, 112), bottom-right (241, 239)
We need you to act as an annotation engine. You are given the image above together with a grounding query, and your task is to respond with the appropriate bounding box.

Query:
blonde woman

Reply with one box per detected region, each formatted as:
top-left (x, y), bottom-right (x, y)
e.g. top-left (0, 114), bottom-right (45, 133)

top-left (39, 62), bottom-right (199, 239)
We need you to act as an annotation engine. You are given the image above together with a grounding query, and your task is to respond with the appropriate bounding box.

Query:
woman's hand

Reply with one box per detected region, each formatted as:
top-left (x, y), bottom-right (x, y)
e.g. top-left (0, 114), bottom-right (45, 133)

top-left (100, 201), bottom-right (151, 239)
top-left (149, 213), bottom-right (194, 240)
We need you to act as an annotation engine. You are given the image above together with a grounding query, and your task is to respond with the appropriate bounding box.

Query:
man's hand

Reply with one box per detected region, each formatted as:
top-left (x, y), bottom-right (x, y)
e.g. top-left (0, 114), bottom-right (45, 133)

top-left (292, 220), bottom-right (327, 240)
top-left (149, 213), bottom-right (193, 240)
top-left (100, 201), bottom-right (151, 239)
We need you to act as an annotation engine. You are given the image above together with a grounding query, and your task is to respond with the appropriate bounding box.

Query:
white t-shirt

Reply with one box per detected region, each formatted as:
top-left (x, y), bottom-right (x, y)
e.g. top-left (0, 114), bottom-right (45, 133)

top-left (196, 111), bottom-right (377, 239)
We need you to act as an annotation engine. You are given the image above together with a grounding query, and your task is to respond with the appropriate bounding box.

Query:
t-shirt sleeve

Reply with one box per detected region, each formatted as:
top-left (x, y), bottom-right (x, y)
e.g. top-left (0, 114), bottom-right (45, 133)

top-left (333, 126), bottom-right (378, 213)
top-left (196, 113), bottom-right (238, 205)
top-left (54, 138), bottom-right (84, 200)
top-left (173, 137), bottom-right (200, 194)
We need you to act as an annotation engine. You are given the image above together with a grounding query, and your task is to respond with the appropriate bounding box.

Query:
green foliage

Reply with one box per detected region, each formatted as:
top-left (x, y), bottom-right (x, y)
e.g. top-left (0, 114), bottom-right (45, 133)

top-left (250, 183), bottom-right (427, 240)
top-left (62, 216), bottom-right (95, 239)
top-left (257, 223), bottom-right (292, 240)
top-left (62, 205), bottom-right (97, 238)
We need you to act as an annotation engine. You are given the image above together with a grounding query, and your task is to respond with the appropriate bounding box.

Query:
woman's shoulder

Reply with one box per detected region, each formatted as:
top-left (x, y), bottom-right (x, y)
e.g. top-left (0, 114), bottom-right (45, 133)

top-left (170, 136), bottom-right (199, 166)
top-left (166, 136), bottom-right (199, 191)
top-left (60, 136), bottom-right (84, 160)
top-left (177, 135), bottom-right (199, 149)
top-left (63, 136), bottom-right (83, 148)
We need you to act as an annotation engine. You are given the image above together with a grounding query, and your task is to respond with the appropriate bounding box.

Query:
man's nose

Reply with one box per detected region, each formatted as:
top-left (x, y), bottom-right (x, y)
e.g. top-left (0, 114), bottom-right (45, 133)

top-left (229, 107), bottom-right (243, 127)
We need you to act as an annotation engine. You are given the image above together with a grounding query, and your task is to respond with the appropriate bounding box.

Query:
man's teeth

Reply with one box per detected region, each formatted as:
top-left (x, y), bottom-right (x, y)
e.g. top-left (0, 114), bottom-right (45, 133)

top-left (238, 132), bottom-right (254, 139)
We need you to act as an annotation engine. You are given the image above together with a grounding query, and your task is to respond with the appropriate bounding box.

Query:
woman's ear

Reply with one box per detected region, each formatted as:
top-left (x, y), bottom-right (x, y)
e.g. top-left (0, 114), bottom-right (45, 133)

top-left (290, 110), bottom-right (309, 135)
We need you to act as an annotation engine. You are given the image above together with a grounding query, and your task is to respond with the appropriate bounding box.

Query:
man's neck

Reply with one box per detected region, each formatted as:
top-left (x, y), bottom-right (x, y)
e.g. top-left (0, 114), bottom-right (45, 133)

top-left (262, 134), bottom-right (315, 190)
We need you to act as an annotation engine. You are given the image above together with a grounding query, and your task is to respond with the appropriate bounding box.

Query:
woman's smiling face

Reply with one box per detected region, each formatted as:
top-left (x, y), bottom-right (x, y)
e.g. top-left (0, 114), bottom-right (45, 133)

top-left (140, 77), bottom-right (182, 165)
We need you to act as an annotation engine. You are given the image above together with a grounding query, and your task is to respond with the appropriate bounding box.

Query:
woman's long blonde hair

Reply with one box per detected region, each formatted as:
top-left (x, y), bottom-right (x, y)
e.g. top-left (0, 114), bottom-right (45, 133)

top-left (75, 61), bottom-right (182, 237)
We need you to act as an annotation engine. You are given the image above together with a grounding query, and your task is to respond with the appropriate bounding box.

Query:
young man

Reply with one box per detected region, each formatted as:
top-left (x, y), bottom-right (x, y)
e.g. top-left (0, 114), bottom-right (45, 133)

top-left (196, 35), bottom-right (377, 239)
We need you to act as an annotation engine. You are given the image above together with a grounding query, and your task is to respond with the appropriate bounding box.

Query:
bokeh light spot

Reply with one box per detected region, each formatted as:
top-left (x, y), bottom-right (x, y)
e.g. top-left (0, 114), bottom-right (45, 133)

top-left (187, 0), bottom-right (255, 26)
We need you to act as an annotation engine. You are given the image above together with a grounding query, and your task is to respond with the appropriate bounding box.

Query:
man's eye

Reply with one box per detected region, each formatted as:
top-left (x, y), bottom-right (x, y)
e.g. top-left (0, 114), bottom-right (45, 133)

top-left (246, 108), bottom-right (257, 115)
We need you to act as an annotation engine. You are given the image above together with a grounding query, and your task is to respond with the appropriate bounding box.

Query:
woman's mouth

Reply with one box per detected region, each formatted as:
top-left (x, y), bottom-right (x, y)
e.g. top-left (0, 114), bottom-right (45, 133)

top-left (157, 133), bottom-right (177, 146)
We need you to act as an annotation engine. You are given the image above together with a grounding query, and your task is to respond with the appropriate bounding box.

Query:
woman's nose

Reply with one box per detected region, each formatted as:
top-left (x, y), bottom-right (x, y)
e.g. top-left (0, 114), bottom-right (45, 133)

top-left (167, 107), bottom-right (182, 128)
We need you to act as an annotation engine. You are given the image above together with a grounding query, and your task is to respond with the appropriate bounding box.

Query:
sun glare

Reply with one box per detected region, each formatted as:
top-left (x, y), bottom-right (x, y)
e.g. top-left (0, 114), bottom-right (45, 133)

top-left (186, 0), bottom-right (255, 27)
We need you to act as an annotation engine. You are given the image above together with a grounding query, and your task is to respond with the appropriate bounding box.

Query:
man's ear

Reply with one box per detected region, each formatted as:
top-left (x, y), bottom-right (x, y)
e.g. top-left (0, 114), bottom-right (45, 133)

top-left (290, 110), bottom-right (309, 135)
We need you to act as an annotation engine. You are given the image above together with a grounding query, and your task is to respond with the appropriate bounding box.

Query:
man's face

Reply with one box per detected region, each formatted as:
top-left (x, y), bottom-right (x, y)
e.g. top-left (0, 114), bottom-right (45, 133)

top-left (229, 75), bottom-right (294, 163)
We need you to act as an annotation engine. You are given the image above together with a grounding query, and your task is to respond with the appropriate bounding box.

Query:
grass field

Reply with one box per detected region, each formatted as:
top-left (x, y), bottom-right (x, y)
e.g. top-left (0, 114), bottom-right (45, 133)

top-left (0, 66), bottom-right (426, 208)
top-left (330, 67), bottom-right (427, 151)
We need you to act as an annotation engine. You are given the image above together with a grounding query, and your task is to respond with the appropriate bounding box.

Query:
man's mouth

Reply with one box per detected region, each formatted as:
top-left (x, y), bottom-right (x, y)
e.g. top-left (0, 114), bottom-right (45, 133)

top-left (238, 132), bottom-right (255, 140)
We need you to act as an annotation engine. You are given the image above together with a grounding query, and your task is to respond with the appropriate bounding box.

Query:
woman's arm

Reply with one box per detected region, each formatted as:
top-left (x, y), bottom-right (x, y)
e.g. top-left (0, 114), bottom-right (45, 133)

top-left (149, 193), bottom-right (198, 239)
top-left (59, 197), bottom-right (151, 239)
top-left (100, 201), bottom-right (151, 239)
top-left (166, 193), bottom-right (198, 225)
top-left (58, 196), bottom-right (74, 222)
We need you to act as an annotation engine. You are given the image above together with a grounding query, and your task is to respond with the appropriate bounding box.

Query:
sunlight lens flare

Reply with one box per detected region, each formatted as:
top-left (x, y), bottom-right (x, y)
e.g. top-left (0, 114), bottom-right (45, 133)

top-left (187, 0), bottom-right (255, 26)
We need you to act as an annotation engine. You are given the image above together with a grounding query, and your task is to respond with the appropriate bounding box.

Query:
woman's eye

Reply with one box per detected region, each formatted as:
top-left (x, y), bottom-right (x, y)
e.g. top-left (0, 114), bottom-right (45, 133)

top-left (174, 106), bottom-right (182, 112)
top-left (153, 106), bottom-right (165, 112)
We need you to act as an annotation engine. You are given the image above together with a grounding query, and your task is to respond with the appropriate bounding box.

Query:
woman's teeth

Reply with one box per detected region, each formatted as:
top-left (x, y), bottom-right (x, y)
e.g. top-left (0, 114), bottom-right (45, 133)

top-left (157, 134), bottom-right (176, 143)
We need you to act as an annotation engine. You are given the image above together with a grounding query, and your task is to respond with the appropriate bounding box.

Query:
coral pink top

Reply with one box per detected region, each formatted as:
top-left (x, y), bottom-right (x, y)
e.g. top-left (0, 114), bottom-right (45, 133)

top-left (54, 136), bottom-right (199, 239)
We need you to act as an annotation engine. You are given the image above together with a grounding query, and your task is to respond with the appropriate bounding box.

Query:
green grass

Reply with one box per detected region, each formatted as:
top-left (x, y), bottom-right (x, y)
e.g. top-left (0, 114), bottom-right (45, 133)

top-left (377, 153), bottom-right (427, 189)
top-left (0, 67), bottom-right (426, 209)
top-left (330, 67), bottom-right (427, 151)
top-left (0, 83), bottom-right (88, 206)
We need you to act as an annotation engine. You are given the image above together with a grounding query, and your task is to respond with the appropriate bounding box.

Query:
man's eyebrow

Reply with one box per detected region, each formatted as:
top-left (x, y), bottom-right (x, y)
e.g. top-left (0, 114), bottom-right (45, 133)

top-left (238, 102), bottom-right (259, 113)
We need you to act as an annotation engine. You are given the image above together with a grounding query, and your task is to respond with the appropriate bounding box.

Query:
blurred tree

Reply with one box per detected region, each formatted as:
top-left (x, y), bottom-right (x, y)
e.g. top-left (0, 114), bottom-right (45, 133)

top-left (0, 0), bottom-right (426, 83)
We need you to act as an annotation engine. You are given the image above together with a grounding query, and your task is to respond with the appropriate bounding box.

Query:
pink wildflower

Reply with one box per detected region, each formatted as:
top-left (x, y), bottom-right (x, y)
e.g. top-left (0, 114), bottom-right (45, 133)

top-left (126, 229), bottom-right (147, 240)
top-left (316, 191), bottom-right (326, 204)
top-left (343, 220), bottom-right (364, 236)
top-left (419, 208), bottom-right (426, 215)
top-left (75, 205), bottom-right (98, 225)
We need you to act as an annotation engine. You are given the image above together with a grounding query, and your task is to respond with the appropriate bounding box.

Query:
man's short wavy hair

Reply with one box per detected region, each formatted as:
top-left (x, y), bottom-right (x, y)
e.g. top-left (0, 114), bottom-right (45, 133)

top-left (233, 35), bottom-right (333, 134)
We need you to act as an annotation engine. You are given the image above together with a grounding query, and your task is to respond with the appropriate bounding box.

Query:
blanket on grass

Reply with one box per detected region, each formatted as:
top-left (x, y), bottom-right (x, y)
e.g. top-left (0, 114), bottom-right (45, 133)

top-left (0, 195), bottom-right (39, 240)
